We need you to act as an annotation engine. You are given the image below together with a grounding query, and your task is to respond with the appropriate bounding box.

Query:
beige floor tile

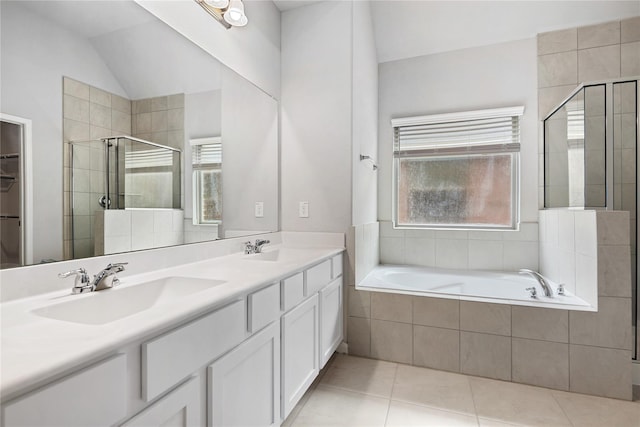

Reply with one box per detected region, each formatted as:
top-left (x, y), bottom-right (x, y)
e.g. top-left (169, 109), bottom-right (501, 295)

top-left (551, 390), bottom-right (640, 427)
top-left (292, 385), bottom-right (390, 427)
top-left (320, 354), bottom-right (398, 398)
top-left (469, 377), bottom-right (571, 426)
top-left (385, 400), bottom-right (479, 427)
top-left (283, 386), bottom-right (315, 427)
top-left (392, 365), bottom-right (476, 416)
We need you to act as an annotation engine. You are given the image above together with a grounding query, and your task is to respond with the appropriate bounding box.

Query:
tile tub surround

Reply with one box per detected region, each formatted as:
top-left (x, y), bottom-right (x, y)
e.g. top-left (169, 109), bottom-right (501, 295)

top-left (347, 210), bottom-right (633, 399)
top-left (0, 231), bottom-right (345, 399)
top-left (283, 354), bottom-right (640, 427)
top-left (537, 16), bottom-right (640, 121)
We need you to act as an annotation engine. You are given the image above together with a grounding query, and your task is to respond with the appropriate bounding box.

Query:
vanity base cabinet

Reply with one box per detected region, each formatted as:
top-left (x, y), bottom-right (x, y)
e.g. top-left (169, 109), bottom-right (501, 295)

top-left (208, 321), bottom-right (280, 427)
top-left (281, 294), bottom-right (319, 420)
top-left (2, 354), bottom-right (127, 427)
top-left (121, 377), bottom-right (201, 427)
top-left (319, 278), bottom-right (343, 368)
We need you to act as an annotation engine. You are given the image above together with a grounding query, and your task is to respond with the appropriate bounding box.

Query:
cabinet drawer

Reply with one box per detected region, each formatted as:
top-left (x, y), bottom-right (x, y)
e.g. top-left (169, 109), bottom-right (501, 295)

top-left (142, 299), bottom-right (245, 401)
top-left (248, 282), bottom-right (281, 333)
top-left (3, 354), bottom-right (127, 427)
top-left (332, 254), bottom-right (343, 279)
top-left (305, 260), bottom-right (331, 296)
top-left (282, 272), bottom-right (304, 312)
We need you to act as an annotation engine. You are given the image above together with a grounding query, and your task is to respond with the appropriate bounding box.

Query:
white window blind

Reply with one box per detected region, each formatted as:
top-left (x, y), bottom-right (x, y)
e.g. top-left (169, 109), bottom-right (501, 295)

top-left (125, 148), bottom-right (174, 169)
top-left (192, 136), bottom-right (222, 169)
top-left (392, 106), bottom-right (524, 157)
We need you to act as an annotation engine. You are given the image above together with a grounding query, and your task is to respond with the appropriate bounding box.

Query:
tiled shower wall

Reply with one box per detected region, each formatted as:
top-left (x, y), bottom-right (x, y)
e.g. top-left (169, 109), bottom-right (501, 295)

top-left (62, 77), bottom-right (132, 260)
top-left (537, 16), bottom-right (640, 122)
top-left (348, 211), bottom-right (632, 400)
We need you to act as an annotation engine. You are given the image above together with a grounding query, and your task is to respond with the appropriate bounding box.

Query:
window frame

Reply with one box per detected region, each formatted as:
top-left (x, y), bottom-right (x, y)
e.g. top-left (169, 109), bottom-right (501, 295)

top-left (191, 136), bottom-right (222, 226)
top-left (391, 107), bottom-right (523, 231)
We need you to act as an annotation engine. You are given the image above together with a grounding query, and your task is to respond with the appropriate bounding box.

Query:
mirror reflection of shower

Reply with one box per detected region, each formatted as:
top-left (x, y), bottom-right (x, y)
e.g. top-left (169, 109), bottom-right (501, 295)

top-left (0, 119), bottom-right (23, 268)
top-left (69, 136), bottom-right (181, 259)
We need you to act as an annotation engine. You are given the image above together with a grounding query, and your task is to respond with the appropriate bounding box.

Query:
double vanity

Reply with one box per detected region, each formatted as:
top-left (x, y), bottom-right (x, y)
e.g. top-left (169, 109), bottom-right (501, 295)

top-left (1, 237), bottom-right (344, 426)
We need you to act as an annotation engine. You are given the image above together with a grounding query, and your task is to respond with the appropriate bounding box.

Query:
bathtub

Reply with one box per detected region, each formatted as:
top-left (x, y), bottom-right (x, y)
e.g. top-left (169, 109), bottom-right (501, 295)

top-left (358, 264), bottom-right (594, 311)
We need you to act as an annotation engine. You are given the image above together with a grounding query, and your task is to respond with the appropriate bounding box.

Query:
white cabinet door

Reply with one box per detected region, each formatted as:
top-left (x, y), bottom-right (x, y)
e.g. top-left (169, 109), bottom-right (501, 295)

top-left (121, 377), bottom-right (201, 427)
top-left (281, 294), bottom-right (319, 420)
top-left (208, 320), bottom-right (280, 427)
top-left (319, 278), bottom-right (343, 368)
top-left (3, 354), bottom-right (127, 427)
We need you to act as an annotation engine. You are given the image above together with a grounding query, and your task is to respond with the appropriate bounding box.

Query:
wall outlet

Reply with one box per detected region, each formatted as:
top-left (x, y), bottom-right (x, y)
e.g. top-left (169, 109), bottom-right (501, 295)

top-left (255, 201), bottom-right (264, 218)
top-left (299, 201), bottom-right (309, 218)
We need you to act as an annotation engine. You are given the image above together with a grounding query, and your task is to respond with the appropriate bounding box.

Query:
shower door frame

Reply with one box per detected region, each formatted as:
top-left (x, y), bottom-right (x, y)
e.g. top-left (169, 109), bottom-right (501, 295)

top-left (0, 113), bottom-right (32, 266)
top-left (543, 76), bottom-right (640, 361)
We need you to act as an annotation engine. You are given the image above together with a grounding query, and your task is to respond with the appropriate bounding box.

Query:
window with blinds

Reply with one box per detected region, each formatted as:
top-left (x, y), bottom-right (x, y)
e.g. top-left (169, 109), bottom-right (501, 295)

top-left (392, 107), bottom-right (523, 230)
top-left (191, 137), bottom-right (222, 224)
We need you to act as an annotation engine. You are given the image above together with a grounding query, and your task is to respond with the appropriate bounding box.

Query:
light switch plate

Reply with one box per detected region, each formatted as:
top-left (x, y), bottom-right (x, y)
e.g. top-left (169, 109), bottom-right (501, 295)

top-left (255, 201), bottom-right (264, 218)
top-left (299, 201), bottom-right (309, 218)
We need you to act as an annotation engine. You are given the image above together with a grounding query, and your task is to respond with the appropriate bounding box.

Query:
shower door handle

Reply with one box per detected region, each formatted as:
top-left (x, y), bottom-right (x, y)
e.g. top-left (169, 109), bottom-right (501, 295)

top-left (98, 195), bottom-right (111, 208)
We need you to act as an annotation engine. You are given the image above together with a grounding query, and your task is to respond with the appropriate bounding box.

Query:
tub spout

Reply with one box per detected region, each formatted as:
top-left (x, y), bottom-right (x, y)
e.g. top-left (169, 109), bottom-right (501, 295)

top-left (519, 269), bottom-right (553, 297)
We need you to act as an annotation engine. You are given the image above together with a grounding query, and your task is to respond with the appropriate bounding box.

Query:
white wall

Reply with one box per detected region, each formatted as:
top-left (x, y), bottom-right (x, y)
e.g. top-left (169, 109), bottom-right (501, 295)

top-left (221, 68), bottom-right (278, 236)
top-left (376, 38), bottom-right (540, 272)
top-left (280, 1), bottom-right (353, 233)
top-left (351, 0), bottom-right (378, 226)
top-left (135, 0), bottom-right (281, 100)
top-left (0, 2), bottom-right (127, 263)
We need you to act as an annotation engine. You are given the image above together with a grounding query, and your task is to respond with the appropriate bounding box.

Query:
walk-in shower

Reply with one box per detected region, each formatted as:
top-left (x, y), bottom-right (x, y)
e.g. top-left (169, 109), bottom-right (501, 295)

top-left (69, 136), bottom-right (181, 259)
top-left (544, 78), bottom-right (639, 359)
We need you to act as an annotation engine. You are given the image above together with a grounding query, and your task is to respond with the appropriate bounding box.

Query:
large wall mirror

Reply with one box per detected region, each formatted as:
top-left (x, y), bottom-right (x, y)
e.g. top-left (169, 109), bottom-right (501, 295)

top-left (0, 0), bottom-right (278, 269)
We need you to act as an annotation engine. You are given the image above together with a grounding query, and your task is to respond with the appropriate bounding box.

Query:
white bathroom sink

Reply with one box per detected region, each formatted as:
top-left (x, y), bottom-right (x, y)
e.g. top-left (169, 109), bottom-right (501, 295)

top-left (245, 249), bottom-right (282, 262)
top-left (32, 277), bottom-right (226, 325)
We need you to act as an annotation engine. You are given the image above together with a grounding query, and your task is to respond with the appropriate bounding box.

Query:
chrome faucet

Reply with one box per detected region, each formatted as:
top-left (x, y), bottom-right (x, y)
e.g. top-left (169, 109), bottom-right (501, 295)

top-left (59, 262), bottom-right (127, 294)
top-left (92, 263), bottom-right (128, 290)
top-left (244, 239), bottom-right (271, 254)
top-left (519, 269), bottom-right (554, 297)
top-left (58, 268), bottom-right (93, 294)
top-left (254, 239), bottom-right (270, 253)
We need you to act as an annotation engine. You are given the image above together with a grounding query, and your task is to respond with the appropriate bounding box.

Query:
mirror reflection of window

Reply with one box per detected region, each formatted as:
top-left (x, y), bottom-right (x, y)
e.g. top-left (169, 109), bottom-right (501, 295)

top-left (191, 137), bottom-right (222, 224)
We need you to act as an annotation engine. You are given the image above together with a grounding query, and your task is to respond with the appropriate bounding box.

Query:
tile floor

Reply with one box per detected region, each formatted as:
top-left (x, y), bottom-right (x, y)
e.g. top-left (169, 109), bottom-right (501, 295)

top-left (283, 354), bottom-right (640, 427)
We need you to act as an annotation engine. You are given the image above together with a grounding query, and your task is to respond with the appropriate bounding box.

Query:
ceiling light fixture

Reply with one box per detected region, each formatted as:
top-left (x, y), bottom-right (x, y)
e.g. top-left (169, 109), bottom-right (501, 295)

top-left (195, 0), bottom-right (248, 29)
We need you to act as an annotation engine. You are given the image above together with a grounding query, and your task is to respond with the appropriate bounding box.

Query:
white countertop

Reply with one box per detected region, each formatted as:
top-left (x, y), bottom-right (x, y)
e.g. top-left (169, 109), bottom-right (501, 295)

top-left (0, 244), bottom-right (344, 401)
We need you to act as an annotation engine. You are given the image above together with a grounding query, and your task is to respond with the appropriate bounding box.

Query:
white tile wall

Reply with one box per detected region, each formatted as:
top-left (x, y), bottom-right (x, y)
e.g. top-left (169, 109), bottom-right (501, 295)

top-left (377, 221), bottom-right (539, 272)
top-left (354, 222), bottom-right (380, 285)
top-left (99, 209), bottom-right (184, 255)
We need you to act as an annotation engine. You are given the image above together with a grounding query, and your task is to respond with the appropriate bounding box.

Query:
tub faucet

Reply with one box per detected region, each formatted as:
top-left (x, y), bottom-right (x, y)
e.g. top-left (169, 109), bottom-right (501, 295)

top-left (519, 269), bottom-right (553, 297)
top-left (91, 263), bottom-right (128, 291)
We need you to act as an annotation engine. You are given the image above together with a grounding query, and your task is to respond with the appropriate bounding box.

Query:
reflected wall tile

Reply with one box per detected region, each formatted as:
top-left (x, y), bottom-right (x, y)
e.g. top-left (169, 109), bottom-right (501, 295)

top-left (151, 110), bottom-right (168, 132)
top-left (621, 16), bottom-right (640, 43)
top-left (621, 41), bottom-right (640, 76)
top-left (578, 45), bottom-right (621, 82)
top-left (89, 102), bottom-right (111, 129)
top-left (64, 95), bottom-right (90, 123)
top-left (538, 85), bottom-right (576, 120)
top-left (63, 119), bottom-right (90, 142)
top-left (63, 77), bottom-right (90, 100)
top-left (538, 51), bottom-right (577, 88)
top-left (112, 110), bottom-right (131, 134)
top-left (90, 125), bottom-right (111, 140)
top-left (168, 109), bottom-right (184, 130)
top-left (89, 86), bottom-right (111, 108)
top-left (133, 99), bottom-right (151, 114)
top-left (168, 93), bottom-right (185, 109)
top-left (577, 21), bottom-right (620, 49)
top-left (151, 96), bottom-right (168, 111)
top-left (111, 94), bottom-right (131, 114)
top-left (136, 113), bottom-right (152, 133)
top-left (538, 28), bottom-right (577, 55)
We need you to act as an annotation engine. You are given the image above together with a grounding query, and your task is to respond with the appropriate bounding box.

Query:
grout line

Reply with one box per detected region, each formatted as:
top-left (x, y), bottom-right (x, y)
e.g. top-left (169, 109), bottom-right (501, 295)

top-left (548, 389), bottom-right (577, 427)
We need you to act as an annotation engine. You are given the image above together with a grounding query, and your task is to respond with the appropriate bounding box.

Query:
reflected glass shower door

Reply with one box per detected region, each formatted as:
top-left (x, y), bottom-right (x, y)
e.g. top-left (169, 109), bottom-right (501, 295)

top-left (613, 81), bottom-right (638, 359)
